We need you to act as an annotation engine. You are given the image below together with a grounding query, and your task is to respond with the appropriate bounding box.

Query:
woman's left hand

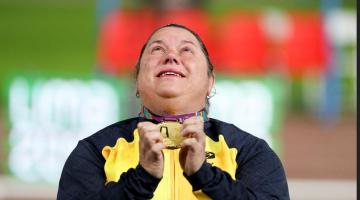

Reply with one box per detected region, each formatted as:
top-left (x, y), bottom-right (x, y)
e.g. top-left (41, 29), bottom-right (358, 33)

top-left (179, 116), bottom-right (206, 176)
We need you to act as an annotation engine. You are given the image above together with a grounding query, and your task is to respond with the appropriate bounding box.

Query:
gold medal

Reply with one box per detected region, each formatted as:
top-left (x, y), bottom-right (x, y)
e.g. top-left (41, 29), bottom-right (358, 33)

top-left (157, 121), bottom-right (183, 149)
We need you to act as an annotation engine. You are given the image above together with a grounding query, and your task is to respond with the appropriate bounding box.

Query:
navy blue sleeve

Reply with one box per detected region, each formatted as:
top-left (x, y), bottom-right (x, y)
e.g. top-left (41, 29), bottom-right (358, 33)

top-left (57, 140), bottom-right (161, 200)
top-left (184, 140), bottom-right (289, 200)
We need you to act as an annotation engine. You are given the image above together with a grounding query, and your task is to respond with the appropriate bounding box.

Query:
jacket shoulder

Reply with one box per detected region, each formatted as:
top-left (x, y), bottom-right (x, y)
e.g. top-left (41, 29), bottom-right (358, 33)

top-left (207, 118), bottom-right (272, 156)
top-left (207, 118), bottom-right (260, 144)
top-left (83, 117), bottom-right (140, 152)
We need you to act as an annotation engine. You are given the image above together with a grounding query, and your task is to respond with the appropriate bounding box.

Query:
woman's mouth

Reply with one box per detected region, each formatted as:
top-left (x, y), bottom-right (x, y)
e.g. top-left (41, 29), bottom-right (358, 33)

top-left (157, 70), bottom-right (185, 78)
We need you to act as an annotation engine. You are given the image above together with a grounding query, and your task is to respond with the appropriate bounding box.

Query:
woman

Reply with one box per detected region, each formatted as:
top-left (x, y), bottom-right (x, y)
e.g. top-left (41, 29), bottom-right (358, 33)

top-left (57, 23), bottom-right (289, 199)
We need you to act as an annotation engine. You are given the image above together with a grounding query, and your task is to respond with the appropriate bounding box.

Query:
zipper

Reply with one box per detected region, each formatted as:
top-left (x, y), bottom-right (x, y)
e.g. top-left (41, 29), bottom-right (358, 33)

top-left (171, 150), bottom-right (175, 200)
top-left (172, 150), bottom-right (176, 200)
top-left (174, 149), bottom-right (177, 200)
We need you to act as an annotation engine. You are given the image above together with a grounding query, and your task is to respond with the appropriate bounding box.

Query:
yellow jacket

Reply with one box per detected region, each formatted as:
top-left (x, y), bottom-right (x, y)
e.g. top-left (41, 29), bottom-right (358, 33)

top-left (57, 118), bottom-right (289, 199)
top-left (102, 128), bottom-right (238, 199)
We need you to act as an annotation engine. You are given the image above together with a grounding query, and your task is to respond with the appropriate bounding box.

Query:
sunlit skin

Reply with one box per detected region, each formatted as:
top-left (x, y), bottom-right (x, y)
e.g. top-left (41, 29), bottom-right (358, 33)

top-left (136, 26), bottom-right (214, 178)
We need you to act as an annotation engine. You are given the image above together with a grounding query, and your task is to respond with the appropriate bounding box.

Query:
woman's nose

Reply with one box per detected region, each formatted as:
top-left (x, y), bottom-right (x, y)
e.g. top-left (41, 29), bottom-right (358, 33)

top-left (164, 52), bottom-right (179, 65)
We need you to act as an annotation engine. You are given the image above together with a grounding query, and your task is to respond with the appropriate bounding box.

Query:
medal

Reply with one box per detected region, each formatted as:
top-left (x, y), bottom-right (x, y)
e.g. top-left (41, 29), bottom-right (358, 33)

top-left (157, 121), bottom-right (183, 149)
top-left (139, 107), bottom-right (208, 149)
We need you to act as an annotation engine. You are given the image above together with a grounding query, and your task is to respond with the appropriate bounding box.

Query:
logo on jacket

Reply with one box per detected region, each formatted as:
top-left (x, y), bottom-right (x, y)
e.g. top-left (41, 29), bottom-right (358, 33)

top-left (205, 151), bottom-right (215, 159)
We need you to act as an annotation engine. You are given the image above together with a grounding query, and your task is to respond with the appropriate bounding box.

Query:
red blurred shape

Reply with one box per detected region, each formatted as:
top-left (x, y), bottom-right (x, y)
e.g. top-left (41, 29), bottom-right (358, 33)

top-left (97, 9), bottom-right (154, 74)
top-left (96, 9), bottom-right (212, 75)
top-left (215, 14), bottom-right (267, 75)
top-left (155, 9), bottom-right (213, 59)
top-left (97, 10), bottom-right (327, 77)
top-left (281, 13), bottom-right (327, 77)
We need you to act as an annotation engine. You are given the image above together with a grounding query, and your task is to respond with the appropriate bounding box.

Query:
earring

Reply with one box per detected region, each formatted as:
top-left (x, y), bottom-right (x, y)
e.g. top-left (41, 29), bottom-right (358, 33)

top-left (136, 91), bottom-right (140, 98)
top-left (207, 88), bottom-right (216, 99)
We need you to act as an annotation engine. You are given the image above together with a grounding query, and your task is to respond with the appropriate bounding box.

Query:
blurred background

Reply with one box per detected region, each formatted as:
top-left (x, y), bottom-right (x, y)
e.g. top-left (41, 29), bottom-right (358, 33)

top-left (0, 0), bottom-right (356, 199)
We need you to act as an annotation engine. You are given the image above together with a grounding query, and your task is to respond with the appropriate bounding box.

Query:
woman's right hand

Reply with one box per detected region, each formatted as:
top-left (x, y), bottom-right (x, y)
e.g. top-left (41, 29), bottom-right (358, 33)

top-left (137, 121), bottom-right (165, 179)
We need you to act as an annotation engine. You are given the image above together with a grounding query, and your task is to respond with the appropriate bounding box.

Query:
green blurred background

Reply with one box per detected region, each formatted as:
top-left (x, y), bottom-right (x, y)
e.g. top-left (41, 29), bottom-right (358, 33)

top-left (0, 0), bottom-right (356, 199)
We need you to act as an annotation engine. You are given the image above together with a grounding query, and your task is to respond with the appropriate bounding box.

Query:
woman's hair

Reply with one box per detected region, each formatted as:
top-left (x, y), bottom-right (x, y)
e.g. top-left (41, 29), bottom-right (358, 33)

top-left (135, 23), bottom-right (215, 113)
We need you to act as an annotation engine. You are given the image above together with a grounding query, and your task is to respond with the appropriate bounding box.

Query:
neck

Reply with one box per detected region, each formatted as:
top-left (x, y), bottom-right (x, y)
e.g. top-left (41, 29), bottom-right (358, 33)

top-left (141, 94), bottom-right (206, 116)
top-left (139, 106), bottom-right (207, 123)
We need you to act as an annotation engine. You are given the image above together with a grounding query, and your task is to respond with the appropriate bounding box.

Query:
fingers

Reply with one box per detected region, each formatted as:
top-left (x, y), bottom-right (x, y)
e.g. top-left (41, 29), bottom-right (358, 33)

top-left (138, 122), bottom-right (163, 148)
top-left (137, 122), bottom-right (160, 137)
top-left (137, 121), bottom-right (165, 178)
top-left (181, 116), bottom-right (205, 145)
top-left (137, 121), bottom-right (165, 155)
top-left (179, 137), bottom-right (206, 176)
top-left (181, 124), bottom-right (203, 140)
top-left (180, 137), bottom-right (198, 150)
top-left (142, 131), bottom-right (163, 148)
top-left (151, 143), bottom-right (166, 158)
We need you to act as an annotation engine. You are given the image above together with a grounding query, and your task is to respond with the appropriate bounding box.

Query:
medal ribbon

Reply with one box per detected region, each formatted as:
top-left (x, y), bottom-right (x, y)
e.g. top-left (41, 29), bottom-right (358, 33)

top-left (139, 106), bottom-right (208, 123)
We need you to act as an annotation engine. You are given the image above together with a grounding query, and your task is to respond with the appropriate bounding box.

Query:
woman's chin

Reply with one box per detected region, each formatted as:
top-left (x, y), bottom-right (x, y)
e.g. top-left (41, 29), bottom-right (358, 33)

top-left (156, 90), bottom-right (182, 99)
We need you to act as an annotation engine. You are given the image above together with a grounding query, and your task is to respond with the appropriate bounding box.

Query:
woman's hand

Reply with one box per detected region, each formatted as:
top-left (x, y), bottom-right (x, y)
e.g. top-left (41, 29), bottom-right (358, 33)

top-left (137, 122), bottom-right (165, 179)
top-left (179, 116), bottom-right (206, 176)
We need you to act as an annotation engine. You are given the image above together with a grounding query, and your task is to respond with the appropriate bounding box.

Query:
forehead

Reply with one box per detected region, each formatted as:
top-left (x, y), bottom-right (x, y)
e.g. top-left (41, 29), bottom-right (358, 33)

top-left (147, 27), bottom-right (200, 46)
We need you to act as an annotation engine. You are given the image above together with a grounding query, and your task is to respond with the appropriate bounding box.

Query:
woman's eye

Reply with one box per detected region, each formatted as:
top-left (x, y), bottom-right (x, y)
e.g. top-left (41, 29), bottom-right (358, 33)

top-left (151, 46), bottom-right (164, 53)
top-left (181, 47), bottom-right (193, 54)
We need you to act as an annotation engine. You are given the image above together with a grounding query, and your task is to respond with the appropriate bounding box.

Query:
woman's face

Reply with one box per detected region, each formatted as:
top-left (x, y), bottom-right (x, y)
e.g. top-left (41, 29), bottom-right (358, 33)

top-left (136, 27), bottom-right (213, 113)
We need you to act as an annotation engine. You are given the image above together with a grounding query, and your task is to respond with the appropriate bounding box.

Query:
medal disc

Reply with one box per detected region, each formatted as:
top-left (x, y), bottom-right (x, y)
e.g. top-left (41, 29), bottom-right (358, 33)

top-left (157, 122), bottom-right (183, 149)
